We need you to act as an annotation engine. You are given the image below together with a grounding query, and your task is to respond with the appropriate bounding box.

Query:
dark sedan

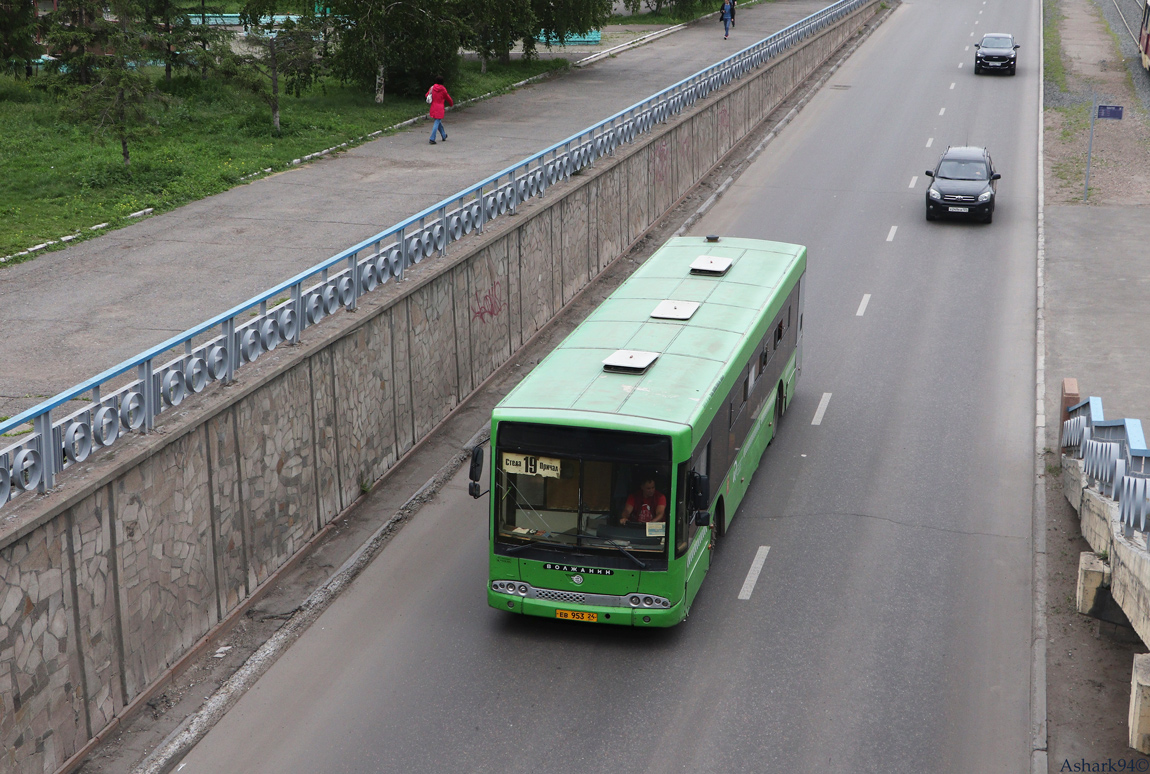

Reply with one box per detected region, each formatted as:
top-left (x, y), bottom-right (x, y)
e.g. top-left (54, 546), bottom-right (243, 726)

top-left (974, 33), bottom-right (1019, 75)
top-left (925, 146), bottom-right (1001, 223)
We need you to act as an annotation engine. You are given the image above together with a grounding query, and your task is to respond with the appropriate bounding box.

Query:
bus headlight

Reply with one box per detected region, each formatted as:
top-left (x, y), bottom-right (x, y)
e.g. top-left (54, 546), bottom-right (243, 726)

top-left (628, 595), bottom-right (641, 607)
top-left (517, 584), bottom-right (528, 596)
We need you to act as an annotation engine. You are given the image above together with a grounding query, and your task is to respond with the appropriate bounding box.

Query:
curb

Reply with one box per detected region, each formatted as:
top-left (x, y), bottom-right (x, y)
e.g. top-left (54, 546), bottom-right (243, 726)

top-left (673, 1), bottom-right (893, 237)
top-left (575, 23), bottom-right (688, 67)
top-left (1032, 0), bottom-right (1050, 769)
top-left (131, 425), bottom-right (491, 774)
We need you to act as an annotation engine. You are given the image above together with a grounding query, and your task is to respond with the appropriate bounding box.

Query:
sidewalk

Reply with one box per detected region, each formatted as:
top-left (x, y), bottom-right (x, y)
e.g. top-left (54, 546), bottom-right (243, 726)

top-left (0, 0), bottom-right (826, 422)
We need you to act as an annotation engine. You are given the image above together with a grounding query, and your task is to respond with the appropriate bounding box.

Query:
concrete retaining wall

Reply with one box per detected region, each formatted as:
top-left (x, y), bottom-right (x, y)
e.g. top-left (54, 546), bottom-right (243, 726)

top-left (1063, 455), bottom-right (1150, 644)
top-left (0, 5), bottom-right (878, 771)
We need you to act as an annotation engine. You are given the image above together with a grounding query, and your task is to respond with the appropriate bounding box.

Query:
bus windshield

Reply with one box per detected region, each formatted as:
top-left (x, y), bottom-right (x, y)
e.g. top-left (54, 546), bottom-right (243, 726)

top-left (494, 423), bottom-right (673, 564)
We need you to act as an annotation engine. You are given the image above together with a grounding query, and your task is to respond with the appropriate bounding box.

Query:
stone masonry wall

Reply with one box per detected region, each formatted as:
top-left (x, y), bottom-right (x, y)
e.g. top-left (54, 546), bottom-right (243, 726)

top-left (0, 5), bottom-right (878, 771)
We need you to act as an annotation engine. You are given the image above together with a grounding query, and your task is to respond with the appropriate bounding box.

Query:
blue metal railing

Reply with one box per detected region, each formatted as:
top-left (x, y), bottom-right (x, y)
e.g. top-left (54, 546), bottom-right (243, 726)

top-left (0, 0), bottom-right (873, 511)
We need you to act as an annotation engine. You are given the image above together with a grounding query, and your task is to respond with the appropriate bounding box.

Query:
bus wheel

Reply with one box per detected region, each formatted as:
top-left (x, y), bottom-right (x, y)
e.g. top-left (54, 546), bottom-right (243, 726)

top-left (714, 500), bottom-right (726, 538)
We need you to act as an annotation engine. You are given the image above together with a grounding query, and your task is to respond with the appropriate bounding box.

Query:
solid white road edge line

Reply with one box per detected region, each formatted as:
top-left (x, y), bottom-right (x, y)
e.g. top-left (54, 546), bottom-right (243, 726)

top-left (737, 546), bottom-right (771, 600)
top-left (856, 294), bottom-right (871, 316)
top-left (811, 393), bottom-right (832, 425)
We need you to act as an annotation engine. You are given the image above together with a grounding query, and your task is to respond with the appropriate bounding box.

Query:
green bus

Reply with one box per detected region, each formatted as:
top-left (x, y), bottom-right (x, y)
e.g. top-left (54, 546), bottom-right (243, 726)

top-left (468, 235), bottom-right (806, 626)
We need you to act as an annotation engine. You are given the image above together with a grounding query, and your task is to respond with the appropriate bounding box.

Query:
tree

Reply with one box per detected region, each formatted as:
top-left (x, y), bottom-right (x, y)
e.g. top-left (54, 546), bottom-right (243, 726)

top-left (0, 0), bottom-right (39, 78)
top-left (328, 0), bottom-right (461, 102)
top-left (222, 3), bottom-right (325, 132)
top-left (40, 0), bottom-right (123, 86)
top-left (139, 0), bottom-right (229, 82)
top-left (62, 0), bottom-right (164, 168)
top-left (459, 0), bottom-right (533, 73)
top-left (530, 0), bottom-right (612, 48)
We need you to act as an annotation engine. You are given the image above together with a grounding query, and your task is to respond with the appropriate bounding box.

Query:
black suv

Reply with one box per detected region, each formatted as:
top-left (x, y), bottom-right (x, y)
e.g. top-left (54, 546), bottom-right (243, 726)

top-left (974, 33), bottom-right (1019, 75)
top-left (925, 147), bottom-right (1000, 223)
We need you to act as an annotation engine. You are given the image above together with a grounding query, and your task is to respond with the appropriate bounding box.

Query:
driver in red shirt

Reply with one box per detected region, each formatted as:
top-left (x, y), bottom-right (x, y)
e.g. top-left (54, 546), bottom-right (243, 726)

top-left (620, 477), bottom-right (667, 524)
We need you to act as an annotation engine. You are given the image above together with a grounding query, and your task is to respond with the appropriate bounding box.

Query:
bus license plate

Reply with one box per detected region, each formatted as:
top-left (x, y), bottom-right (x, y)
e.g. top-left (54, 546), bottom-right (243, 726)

top-left (948, 206), bottom-right (969, 213)
top-left (556, 610), bottom-right (597, 623)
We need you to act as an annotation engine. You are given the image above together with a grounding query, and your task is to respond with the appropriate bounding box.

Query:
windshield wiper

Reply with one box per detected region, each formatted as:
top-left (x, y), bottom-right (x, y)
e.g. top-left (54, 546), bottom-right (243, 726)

top-left (599, 539), bottom-right (647, 569)
top-left (504, 539), bottom-right (566, 555)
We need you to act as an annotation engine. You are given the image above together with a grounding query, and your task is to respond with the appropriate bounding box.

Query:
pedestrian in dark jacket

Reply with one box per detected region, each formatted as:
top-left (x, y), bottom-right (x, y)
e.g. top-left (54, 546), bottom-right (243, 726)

top-left (720, 0), bottom-right (733, 39)
top-left (426, 78), bottom-right (453, 145)
top-left (730, 0), bottom-right (736, 27)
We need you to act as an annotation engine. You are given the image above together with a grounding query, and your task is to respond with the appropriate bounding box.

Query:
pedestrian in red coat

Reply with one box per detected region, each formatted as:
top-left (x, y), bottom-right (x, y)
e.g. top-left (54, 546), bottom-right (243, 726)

top-left (426, 78), bottom-right (453, 145)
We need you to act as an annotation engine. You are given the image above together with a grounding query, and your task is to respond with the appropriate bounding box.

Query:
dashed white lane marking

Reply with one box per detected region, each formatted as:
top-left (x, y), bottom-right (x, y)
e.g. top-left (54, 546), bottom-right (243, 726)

top-left (966, 45), bottom-right (970, 51)
top-left (950, 82), bottom-right (956, 89)
top-left (970, 31), bottom-right (975, 36)
top-left (926, 137), bottom-right (934, 147)
top-left (975, 19), bottom-right (979, 24)
top-left (939, 107), bottom-right (946, 115)
top-left (909, 175), bottom-right (918, 188)
top-left (856, 294), bottom-right (871, 316)
top-left (738, 546), bottom-right (771, 600)
top-left (979, 9), bottom-right (983, 13)
top-left (811, 392), bottom-right (832, 425)
top-left (886, 225), bottom-right (897, 241)
top-left (959, 62), bottom-right (965, 68)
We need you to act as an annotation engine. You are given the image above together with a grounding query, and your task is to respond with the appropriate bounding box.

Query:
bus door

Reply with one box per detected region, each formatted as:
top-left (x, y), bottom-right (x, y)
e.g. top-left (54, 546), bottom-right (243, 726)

top-left (684, 442), bottom-right (712, 606)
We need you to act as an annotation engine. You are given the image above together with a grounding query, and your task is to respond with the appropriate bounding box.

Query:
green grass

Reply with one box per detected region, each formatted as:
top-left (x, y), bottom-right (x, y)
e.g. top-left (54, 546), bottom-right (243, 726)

top-left (1043, 0), bottom-right (1068, 92)
top-left (0, 57), bottom-right (568, 262)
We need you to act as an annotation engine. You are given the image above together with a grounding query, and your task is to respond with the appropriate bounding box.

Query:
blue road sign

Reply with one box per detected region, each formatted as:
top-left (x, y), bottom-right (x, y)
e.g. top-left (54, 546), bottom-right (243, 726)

top-left (1097, 105), bottom-right (1124, 119)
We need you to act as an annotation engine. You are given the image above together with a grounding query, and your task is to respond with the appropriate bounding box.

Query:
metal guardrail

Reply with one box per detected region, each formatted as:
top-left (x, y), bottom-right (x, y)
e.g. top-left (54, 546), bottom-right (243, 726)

top-left (1063, 398), bottom-right (1150, 537)
top-left (0, 0), bottom-right (873, 513)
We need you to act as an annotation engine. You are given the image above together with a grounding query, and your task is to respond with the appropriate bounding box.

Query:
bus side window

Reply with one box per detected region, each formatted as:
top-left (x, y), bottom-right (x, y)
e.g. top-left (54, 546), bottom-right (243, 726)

top-left (774, 320), bottom-right (783, 348)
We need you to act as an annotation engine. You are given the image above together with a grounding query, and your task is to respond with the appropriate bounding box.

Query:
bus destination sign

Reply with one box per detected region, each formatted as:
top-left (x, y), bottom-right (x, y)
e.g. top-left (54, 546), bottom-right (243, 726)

top-left (501, 452), bottom-right (561, 477)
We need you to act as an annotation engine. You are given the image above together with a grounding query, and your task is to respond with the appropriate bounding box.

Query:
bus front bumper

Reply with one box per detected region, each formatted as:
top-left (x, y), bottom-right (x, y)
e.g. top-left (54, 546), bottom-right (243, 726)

top-left (487, 588), bottom-right (685, 627)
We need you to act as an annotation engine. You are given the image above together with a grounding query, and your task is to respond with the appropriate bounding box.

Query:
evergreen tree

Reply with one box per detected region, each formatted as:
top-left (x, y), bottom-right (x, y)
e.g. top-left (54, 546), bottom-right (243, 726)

top-left (0, 0), bottom-right (39, 78)
top-left (62, 0), bottom-right (164, 169)
top-left (140, 0), bottom-right (229, 82)
top-left (40, 0), bottom-right (122, 86)
top-left (221, 2), bottom-right (324, 132)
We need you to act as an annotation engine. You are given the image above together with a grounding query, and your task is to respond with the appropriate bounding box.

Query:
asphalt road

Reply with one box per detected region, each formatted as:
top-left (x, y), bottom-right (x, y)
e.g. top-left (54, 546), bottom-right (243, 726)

top-left (176, 0), bottom-right (1041, 770)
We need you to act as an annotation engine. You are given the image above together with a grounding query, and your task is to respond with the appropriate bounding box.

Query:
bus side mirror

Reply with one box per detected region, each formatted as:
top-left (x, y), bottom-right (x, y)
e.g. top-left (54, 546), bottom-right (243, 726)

top-left (468, 446), bottom-right (484, 481)
top-left (468, 446), bottom-right (484, 499)
top-left (690, 472), bottom-right (710, 510)
top-left (694, 511), bottom-right (712, 527)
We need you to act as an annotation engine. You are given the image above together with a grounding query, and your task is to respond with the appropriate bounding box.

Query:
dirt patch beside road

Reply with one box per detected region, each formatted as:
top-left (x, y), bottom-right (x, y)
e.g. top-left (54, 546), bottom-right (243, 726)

top-left (1043, 0), bottom-right (1150, 767)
